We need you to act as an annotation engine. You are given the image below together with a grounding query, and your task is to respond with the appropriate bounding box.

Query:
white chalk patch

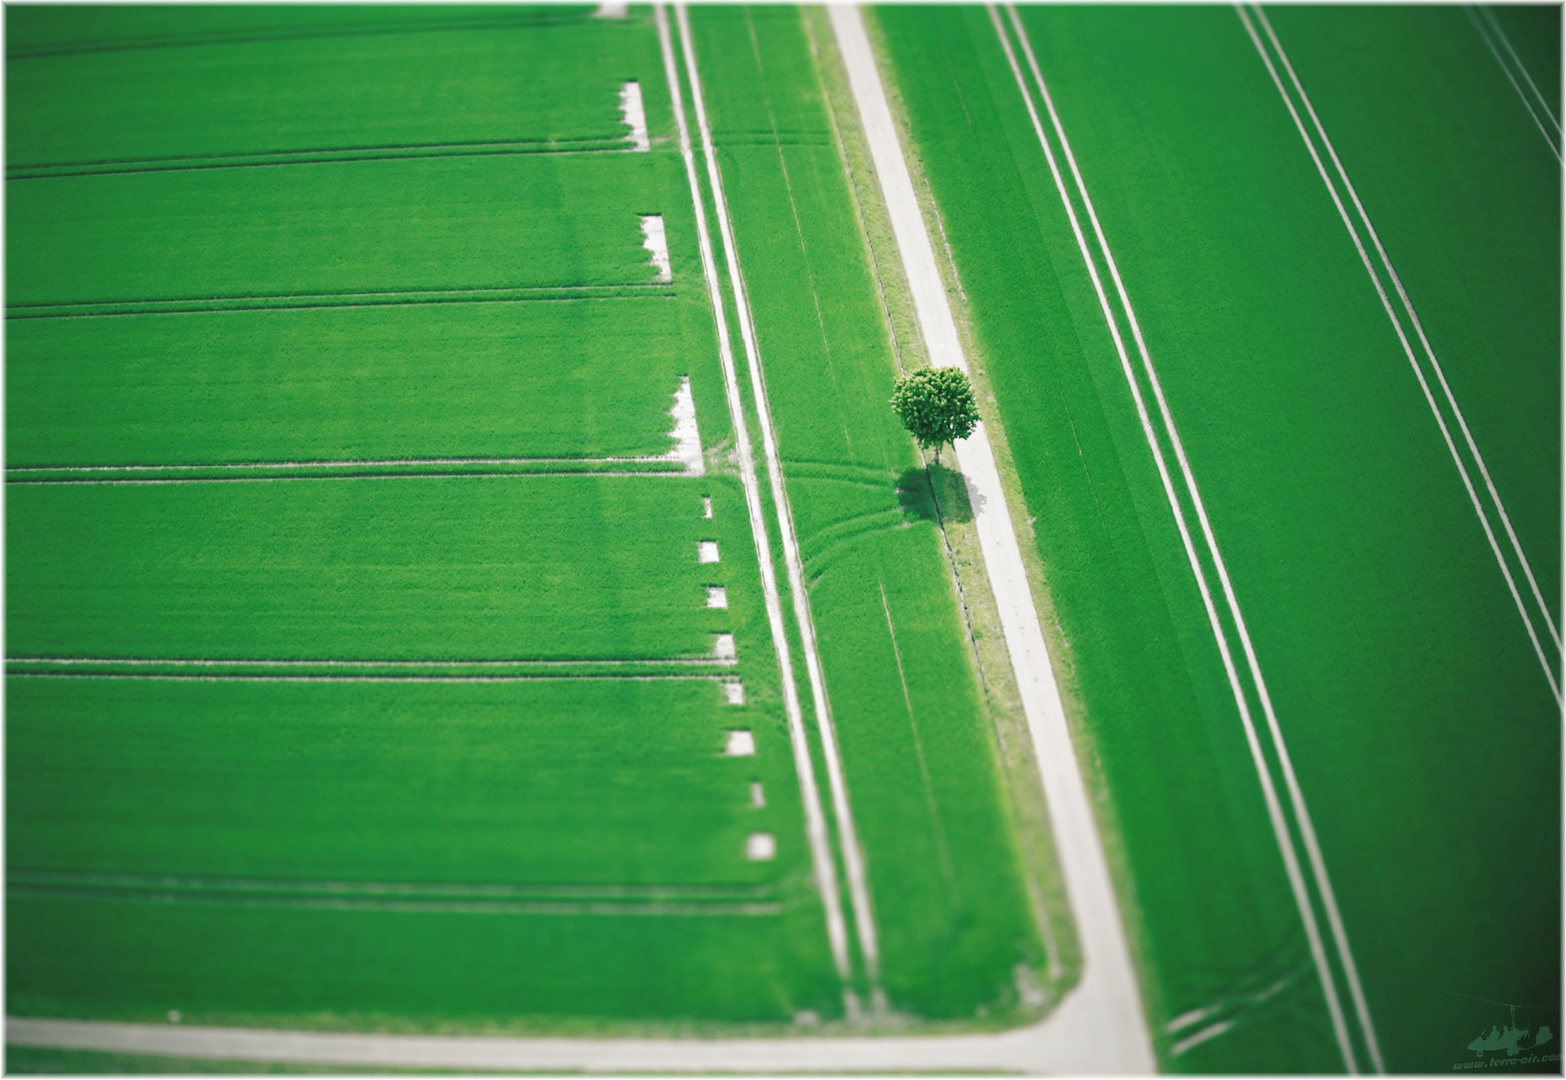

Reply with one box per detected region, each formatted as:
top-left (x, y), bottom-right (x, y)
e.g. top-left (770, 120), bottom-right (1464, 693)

top-left (703, 496), bottom-right (713, 519)
top-left (745, 833), bottom-right (776, 861)
top-left (666, 377), bottom-right (704, 476)
top-left (594, 3), bottom-right (627, 18)
top-left (750, 781), bottom-right (766, 808)
top-left (706, 586), bottom-right (728, 609)
top-left (712, 633), bottom-right (736, 659)
top-left (618, 81), bottom-right (649, 150)
top-left (722, 681), bottom-right (745, 706)
top-left (724, 729), bottom-right (755, 757)
top-left (640, 214), bottom-right (671, 282)
top-left (697, 541), bottom-right (720, 564)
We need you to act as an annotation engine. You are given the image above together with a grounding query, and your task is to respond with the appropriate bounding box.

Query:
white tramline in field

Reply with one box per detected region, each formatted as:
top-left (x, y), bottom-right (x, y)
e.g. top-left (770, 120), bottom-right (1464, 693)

top-left (652, 2), bottom-right (854, 984)
top-left (1255, 5), bottom-right (1562, 661)
top-left (672, 3), bottom-right (884, 997)
top-left (1478, 7), bottom-right (1560, 132)
top-left (1476, 7), bottom-right (1561, 135)
top-left (994, 6), bottom-right (1383, 1070)
top-left (1466, 6), bottom-right (1561, 161)
top-left (1238, 4), bottom-right (1560, 707)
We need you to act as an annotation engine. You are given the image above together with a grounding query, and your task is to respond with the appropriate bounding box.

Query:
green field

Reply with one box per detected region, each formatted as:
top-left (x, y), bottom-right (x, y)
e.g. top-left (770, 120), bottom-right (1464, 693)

top-left (874, 3), bottom-right (1559, 1071)
top-left (6, 0), bottom-right (1063, 1049)
top-left (6, 3), bottom-right (1560, 1074)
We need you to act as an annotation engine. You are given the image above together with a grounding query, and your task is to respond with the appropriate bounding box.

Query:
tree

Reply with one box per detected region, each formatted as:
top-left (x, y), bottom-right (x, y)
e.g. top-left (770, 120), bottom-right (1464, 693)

top-left (890, 367), bottom-right (979, 460)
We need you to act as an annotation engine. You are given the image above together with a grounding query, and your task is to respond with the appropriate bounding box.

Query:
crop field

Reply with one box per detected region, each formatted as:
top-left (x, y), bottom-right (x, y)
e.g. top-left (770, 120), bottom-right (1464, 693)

top-left (6, 3), bottom-right (1560, 1076)
top-left (876, 3), bottom-right (1559, 1073)
top-left (6, 0), bottom-right (1059, 1052)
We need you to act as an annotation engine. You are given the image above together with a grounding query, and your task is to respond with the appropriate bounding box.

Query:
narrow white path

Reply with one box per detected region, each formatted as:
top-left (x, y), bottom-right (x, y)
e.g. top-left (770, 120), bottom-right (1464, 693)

top-left (828, 4), bottom-right (1154, 1069)
top-left (9, 998), bottom-right (1162, 1074)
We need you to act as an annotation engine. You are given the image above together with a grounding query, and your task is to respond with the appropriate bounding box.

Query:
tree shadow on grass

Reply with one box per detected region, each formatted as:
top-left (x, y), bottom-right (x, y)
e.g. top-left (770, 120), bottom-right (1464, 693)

top-left (896, 461), bottom-right (974, 526)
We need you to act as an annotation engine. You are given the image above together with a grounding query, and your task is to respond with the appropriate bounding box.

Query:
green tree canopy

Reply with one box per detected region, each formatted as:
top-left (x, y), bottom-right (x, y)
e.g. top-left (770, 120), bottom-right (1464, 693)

top-left (890, 367), bottom-right (980, 458)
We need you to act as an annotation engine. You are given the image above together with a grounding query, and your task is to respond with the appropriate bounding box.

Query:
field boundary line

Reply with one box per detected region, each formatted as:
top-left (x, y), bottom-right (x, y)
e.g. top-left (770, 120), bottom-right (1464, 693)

top-left (7, 888), bottom-right (781, 918)
top-left (999, 7), bottom-right (1385, 1069)
top-left (831, 4), bottom-right (1154, 1068)
top-left (9, 870), bottom-right (778, 902)
top-left (7, 472), bottom-right (695, 486)
top-left (674, 4), bottom-right (881, 995)
top-left (9, 874), bottom-right (780, 918)
top-left (8, 285), bottom-right (674, 321)
top-left (9, 385), bottom-right (707, 485)
top-left (1465, 6), bottom-right (1562, 160)
top-left (7, 673), bottom-right (736, 685)
top-left (6, 11), bottom-right (596, 62)
top-left (654, 2), bottom-right (852, 983)
top-left (8, 657), bottom-right (736, 669)
top-left (9, 140), bottom-right (645, 181)
top-left (8, 462), bottom-right (693, 483)
top-left (1240, 4), bottom-right (1560, 705)
top-left (7, 283), bottom-right (666, 309)
top-left (11, 134), bottom-right (630, 170)
top-left (9, 457), bottom-right (679, 473)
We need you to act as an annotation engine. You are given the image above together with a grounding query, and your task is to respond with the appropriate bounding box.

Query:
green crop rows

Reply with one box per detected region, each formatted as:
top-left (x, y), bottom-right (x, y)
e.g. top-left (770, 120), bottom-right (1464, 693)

top-left (6, 1), bottom-right (1063, 1046)
top-left (9, 4), bottom-right (1557, 1073)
